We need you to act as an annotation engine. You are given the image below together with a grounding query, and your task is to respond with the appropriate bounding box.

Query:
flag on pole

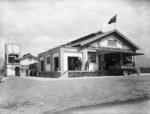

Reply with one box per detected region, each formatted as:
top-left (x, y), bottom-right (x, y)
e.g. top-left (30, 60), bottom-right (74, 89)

top-left (108, 14), bottom-right (117, 24)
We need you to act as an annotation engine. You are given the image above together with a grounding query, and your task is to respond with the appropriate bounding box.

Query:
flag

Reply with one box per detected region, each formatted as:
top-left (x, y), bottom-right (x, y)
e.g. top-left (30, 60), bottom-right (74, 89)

top-left (108, 14), bottom-right (117, 24)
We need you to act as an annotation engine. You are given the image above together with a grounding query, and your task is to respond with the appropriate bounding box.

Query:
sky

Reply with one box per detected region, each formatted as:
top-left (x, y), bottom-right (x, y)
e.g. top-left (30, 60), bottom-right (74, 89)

top-left (0, 0), bottom-right (150, 58)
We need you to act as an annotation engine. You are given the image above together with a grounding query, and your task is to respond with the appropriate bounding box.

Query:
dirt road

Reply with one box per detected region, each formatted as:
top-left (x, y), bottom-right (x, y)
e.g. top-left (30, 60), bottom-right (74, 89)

top-left (58, 98), bottom-right (150, 114)
top-left (0, 75), bottom-right (150, 114)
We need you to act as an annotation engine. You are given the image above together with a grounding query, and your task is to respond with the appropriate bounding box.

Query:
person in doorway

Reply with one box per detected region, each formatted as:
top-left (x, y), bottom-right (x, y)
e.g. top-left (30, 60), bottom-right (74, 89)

top-left (85, 58), bottom-right (90, 70)
top-left (70, 59), bottom-right (75, 70)
top-left (77, 58), bottom-right (82, 70)
top-left (26, 69), bottom-right (28, 76)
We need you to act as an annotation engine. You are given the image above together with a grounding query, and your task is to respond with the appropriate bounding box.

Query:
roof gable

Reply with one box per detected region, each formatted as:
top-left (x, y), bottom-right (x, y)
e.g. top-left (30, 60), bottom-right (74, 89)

top-left (91, 35), bottom-right (127, 49)
top-left (65, 29), bottom-right (140, 50)
top-left (19, 54), bottom-right (39, 61)
top-left (63, 31), bottom-right (103, 47)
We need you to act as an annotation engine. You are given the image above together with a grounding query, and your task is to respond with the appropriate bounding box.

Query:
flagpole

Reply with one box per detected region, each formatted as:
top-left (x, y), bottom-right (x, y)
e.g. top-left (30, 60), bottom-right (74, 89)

top-left (100, 16), bottom-right (103, 31)
top-left (108, 14), bottom-right (117, 30)
top-left (115, 14), bottom-right (117, 30)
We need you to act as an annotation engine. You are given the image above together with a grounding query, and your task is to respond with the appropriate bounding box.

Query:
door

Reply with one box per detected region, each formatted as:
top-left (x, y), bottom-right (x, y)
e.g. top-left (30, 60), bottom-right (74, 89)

top-left (15, 67), bottom-right (20, 76)
top-left (98, 55), bottom-right (102, 70)
top-left (68, 57), bottom-right (79, 70)
top-left (41, 60), bottom-right (44, 71)
top-left (54, 57), bottom-right (59, 71)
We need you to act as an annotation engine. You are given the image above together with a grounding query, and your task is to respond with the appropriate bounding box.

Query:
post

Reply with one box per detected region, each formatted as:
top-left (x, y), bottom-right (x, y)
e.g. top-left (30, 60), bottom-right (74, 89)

top-left (120, 53), bottom-right (123, 65)
top-left (115, 14), bottom-right (117, 30)
top-left (100, 16), bottom-right (103, 31)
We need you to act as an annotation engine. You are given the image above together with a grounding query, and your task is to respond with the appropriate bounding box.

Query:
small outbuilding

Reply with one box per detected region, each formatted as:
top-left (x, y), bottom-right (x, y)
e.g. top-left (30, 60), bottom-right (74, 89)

top-left (19, 54), bottom-right (39, 76)
top-left (38, 29), bottom-right (144, 78)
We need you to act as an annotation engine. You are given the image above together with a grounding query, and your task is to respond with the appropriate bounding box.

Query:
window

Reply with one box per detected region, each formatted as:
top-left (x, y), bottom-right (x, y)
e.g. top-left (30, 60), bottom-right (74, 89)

top-left (46, 56), bottom-right (50, 64)
top-left (9, 56), bottom-right (16, 63)
top-left (88, 51), bottom-right (96, 63)
top-left (8, 54), bottom-right (19, 63)
top-left (107, 40), bottom-right (116, 46)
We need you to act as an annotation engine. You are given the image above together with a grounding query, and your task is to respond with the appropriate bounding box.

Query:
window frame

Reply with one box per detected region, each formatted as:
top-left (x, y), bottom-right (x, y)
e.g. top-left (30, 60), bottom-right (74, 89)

top-left (87, 51), bottom-right (96, 63)
top-left (46, 55), bottom-right (51, 64)
top-left (8, 56), bottom-right (16, 63)
top-left (107, 39), bottom-right (117, 47)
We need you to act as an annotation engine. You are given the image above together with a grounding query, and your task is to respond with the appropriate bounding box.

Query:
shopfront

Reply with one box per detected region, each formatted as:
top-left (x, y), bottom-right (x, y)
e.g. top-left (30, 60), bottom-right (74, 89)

top-left (38, 29), bottom-right (144, 78)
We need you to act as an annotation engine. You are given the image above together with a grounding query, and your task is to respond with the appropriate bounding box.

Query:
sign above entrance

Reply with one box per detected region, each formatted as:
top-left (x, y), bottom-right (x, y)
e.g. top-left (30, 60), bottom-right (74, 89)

top-left (91, 46), bottom-right (129, 52)
top-left (96, 47), bottom-right (144, 56)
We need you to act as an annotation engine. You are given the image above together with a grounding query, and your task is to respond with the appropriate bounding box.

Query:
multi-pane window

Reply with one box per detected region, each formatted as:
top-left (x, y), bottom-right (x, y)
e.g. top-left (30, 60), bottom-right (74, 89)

top-left (46, 56), bottom-right (50, 64)
top-left (107, 40), bottom-right (116, 46)
top-left (88, 51), bottom-right (96, 63)
top-left (8, 56), bottom-right (16, 63)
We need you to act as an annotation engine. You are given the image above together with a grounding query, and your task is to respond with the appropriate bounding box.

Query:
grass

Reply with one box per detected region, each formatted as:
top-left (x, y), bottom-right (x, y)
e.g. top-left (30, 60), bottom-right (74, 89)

top-left (0, 75), bottom-right (150, 114)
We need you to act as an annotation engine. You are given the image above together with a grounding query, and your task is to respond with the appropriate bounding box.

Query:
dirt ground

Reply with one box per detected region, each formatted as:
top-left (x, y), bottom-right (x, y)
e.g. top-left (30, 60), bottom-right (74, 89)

top-left (0, 75), bottom-right (150, 114)
top-left (58, 98), bottom-right (150, 114)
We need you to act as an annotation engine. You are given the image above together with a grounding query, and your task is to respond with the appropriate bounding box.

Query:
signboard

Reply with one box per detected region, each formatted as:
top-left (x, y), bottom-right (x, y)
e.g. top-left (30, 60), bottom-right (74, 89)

top-left (88, 51), bottom-right (96, 63)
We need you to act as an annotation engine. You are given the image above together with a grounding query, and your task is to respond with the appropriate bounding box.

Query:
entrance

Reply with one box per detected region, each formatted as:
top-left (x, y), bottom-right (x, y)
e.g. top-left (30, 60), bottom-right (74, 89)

top-left (41, 60), bottom-right (44, 71)
top-left (68, 57), bottom-right (79, 70)
top-left (98, 55), bottom-right (104, 70)
top-left (104, 53), bottom-right (120, 70)
top-left (15, 67), bottom-right (20, 76)
top-left (54, 57), bottom-right (59, 71)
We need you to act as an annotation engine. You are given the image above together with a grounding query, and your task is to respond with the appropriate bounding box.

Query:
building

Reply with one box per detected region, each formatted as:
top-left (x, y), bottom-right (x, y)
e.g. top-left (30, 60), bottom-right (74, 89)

top-left (3, 43), bottom-right (39, 77)
top-left (19, 54), bottom-right (39, 76)
top-left (38, 29), bottom-right (144, 78)
top-left (4, 43), bottom-right (21, 76)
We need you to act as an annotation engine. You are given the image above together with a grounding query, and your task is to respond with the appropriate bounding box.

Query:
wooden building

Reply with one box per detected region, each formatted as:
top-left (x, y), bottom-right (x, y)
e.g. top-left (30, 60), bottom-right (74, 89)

top-left (38, 29), bottom-right (144, 78)
top-left (19, 54), bottom-right (39, 76)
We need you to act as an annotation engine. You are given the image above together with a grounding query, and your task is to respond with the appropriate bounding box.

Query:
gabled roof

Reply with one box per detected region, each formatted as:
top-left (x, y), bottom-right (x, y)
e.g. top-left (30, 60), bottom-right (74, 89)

top-left (63, 29), bottom-right (141, 50)
top-left (19, 54), bottom-right (39, 61)
top-left (62, 31), bottom-right (103, 47)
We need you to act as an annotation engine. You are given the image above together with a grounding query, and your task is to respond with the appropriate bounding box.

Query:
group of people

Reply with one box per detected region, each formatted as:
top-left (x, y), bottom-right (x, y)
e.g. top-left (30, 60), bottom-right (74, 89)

top-left (70, 57), bottom-right (91, 71)
top-left (70, 58), bottom-right (82, 70)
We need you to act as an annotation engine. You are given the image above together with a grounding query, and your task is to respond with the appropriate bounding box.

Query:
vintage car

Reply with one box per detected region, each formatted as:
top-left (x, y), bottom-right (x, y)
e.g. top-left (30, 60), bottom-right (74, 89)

top-left (109, 62), bottom-right (140, 76)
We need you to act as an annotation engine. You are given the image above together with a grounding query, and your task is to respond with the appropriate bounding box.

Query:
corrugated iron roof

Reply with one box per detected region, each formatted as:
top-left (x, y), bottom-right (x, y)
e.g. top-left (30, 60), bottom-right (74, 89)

top-left (63, 29), bottom-right (141, 50)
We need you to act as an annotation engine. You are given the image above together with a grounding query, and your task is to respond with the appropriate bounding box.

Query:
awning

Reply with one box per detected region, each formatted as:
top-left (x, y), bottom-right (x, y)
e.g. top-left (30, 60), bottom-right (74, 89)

top-left (96, 49), bottom-right (144, 56)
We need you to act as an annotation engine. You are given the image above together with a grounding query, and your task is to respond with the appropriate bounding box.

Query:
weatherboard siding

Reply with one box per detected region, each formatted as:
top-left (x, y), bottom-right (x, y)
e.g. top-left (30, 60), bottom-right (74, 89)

top-left (20, 58), bottom-right (37, 65)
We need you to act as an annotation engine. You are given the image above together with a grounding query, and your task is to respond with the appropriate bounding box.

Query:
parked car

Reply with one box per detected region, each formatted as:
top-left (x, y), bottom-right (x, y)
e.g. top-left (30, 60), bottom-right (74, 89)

top-left (109, 63), bottom-right (140, 76)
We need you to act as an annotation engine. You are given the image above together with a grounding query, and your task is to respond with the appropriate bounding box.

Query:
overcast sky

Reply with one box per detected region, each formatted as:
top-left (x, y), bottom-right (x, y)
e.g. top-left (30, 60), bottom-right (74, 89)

top-left (0, 0), bottom-right (150, 57)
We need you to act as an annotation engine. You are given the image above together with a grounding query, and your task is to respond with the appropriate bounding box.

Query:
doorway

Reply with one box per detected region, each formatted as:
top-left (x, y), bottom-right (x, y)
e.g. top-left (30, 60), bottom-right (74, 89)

top-left (54, 57), bottom-right (59, 71)
top-left (15, 67), bottom-right (20, 76)
top-left (68, 57), bottom-right (79, 70)
top-left (104, 53), bottom-right (120, 70)
top-left (41, 60), bottom-right (44, 71)
top-left (98, 55), bottom-right (102, 70)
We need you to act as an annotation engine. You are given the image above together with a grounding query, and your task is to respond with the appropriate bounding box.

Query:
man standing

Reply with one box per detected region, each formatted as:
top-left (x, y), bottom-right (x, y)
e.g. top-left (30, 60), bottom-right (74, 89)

top-left (77, 58), bottom-right (82, 70)
top-left (70, 59), bottom-right (75, 70)
top-left (85, 58), bottom-right (90, 70)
